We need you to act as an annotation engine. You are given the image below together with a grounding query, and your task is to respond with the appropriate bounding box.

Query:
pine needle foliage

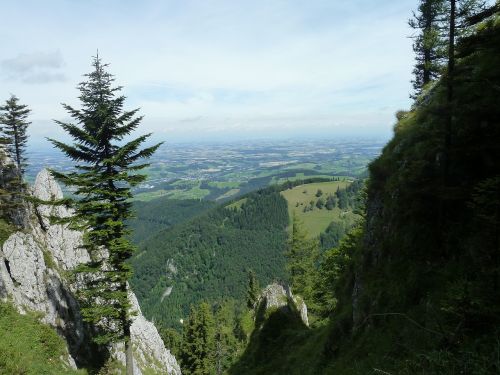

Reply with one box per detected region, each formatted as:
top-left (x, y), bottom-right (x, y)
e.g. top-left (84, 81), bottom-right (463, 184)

top-left (181, 302), bottom-right (216, 375)
top-left (0, 95), bottom-right (30, 226)
top-left (409, 0), bottom-right (447, 97)
top-left (48, 55), bottom-right (161, 347)
top-left (0, 94), bottom-right (30, 175)
top-left (285, 215), bottom-right (320, 307)
top-left (246, 269), bottom-right (260, 309)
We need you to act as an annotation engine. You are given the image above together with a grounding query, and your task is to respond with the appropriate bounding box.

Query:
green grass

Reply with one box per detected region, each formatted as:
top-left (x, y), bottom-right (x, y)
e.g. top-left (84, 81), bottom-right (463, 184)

top-left (0, 302), bottom-right (86, 375)
top-left (208, 181), bottom-right (241, 189)
top-left (226, 198), bottom-right (247, 210)
top-left (281, 181), bottom-right (355, 238)
top-left (133, 185), bottom-right (210, 202)
top-left (0, 218), bottom-right (14, 246)
top-left (215, 188), bottom-right (240, 201)
top-left (271, 173), bottom-right (337, 185)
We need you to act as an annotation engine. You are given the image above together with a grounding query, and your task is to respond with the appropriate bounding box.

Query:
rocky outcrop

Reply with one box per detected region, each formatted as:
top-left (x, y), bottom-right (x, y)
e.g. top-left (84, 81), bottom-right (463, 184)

top-left (257, 283), bottom-right (309, 327)
top-left (0, 168), bottom-right (181, 374)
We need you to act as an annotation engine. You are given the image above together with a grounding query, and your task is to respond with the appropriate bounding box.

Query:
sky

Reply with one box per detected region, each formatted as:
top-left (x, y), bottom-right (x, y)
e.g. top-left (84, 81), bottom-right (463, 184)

top-left (0, 0), bottom-right (419, 146)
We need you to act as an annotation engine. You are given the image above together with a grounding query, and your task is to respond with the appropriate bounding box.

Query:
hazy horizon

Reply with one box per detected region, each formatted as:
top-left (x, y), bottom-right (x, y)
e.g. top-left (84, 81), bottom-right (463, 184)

top-left (1, 0), bottom-right (419, 144)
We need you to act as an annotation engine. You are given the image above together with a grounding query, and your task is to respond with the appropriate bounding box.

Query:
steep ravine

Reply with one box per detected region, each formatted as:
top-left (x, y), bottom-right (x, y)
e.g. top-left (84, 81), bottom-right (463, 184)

top-left (0, 168), bottom-right (181, 374)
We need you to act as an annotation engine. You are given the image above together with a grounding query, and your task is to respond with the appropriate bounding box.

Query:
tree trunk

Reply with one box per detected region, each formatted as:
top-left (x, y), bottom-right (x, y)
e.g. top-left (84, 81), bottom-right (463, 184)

top-left (122, 281), bottom-right (134, 375)
top-left (125, 335), bottom-right (134, 375)
top-left (444, 0), bottom-right (456, 185)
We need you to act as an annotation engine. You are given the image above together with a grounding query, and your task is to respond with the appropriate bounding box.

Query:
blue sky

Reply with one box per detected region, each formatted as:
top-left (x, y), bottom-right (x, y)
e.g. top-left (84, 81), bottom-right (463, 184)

top-left (0, 0), bottom-right (419, 144)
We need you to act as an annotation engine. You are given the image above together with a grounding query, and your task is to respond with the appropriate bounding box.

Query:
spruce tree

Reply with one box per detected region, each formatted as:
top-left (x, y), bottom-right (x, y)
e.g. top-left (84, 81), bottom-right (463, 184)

top-left (0, 94), bottom-right (31, 175)
top-left (285, 215), bottom-right (320, 304)
top-left (49, 55), bottom-right (160, 374)
top-left (0, 95), bottom-right (31, 227)
top-left (246, 269), bottom-right (260, 309)
top-left (214, 300), bottom-right (240, 375)
top-left (409, 0), bottom-right (447, 97)
top-left (181, 302), bottom-right (216, 375)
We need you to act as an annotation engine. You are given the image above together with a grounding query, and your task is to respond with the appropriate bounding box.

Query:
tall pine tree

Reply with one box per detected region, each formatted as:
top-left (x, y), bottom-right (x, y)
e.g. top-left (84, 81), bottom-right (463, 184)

top-left (246, 269), bottom-right (260, 309)
top-left (0, 94), bottom-right (30, 175)
top-left (49, 55), bottom-right (160, 374)
top-left (0, 95), bottom-right (31, 227)
top-left (285, 215), bottom-right (320, 305)
top-left (181, 302), bottom-right (216, 375)
top-left (409, 0), bottom-right (447, 98)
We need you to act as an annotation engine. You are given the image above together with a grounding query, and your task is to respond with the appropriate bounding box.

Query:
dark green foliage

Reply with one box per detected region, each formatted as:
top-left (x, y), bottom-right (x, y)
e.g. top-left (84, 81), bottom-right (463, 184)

top-left (320, 14), bottom-right (500, 373)
top-left (0, 302), bottom-right (84, 375)
top-left (315, 197), bottom-right (324, 209)
top-left (246, 269), bottom-right (260, 309)
top-left (178, 300), bottom-right (246, 375)
top-left (129, 198), bottom-right (215, 243)
top-left (325, 194), bottom-right (336, 210)
top-left (314, 226), bottom-right (362, 319)
top-left (130, 187), bottom-right (289, 328)
top-left (0, 152), bottom-right (20, 230)
top-left (181, 302), bottom-right (216, 375)
top-left (213, 300), bottom-right (245, 375)
top-left (49, 55), bottom-right (160, 348)
top-left (335, 187), bottom-right (348, 210)
top-left (315, 189), bottom-right (323, 197)
top-left (0, 94), bottom-right (30, 174)
top-left (285, 216), bottom-right (320, 308)
top-left (230, 12), bottom-right (500, 375)
top-left (159, 327), bottom-right (182, 359)
top-left (0, 95), bottom-right (30, 227)
top-left (0, 218), bottom-right (14, 246)
top-left (409, 0), bottom-right (447, 97)
top-left (319, 218), bottom-right (357, 251)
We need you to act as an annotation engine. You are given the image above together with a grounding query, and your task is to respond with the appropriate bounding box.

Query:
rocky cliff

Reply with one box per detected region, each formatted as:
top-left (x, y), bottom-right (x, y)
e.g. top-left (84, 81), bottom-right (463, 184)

top-left (0, 168), bottom-right (181, 374)
top-left (257, 283), bottom-right (309, 327)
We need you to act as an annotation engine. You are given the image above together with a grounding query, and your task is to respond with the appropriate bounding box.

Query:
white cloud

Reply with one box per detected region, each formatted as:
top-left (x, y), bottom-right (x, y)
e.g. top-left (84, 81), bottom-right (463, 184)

top-left (1, 50), bottom-right (67, 83)
top-left (0, 0), bottom-right (418, 141)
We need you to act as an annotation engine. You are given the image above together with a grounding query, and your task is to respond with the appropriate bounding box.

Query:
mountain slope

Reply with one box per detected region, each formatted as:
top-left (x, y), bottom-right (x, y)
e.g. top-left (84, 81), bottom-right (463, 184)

top-left (0, 301), bottom-right (84, 375)
top-left (130, 198), bottom-right (215, 243)
top-left (0, 169), bottom-right (181, 374)
top-left (230, 14), bottom-right (500, 375)
top-left (130, 187), bottom-right (290, 328)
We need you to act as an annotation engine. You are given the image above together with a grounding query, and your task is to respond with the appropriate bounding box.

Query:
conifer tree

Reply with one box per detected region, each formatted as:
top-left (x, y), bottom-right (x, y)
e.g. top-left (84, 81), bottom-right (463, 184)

top-left (49, 55), bottom-right (161, 374)
top-left (0, 94), bottom-right (31, 175)
top-left (246, 269), bottom-right (260, 309)
top-left (441, 0), bottom-right (484, 183)
top-left (181, 302), bottom-right (216, 375)
top-left (214, 300), bottom-right (240, 375)
top-left (0, 95), bottom-right (30, 227)
top-left (286, 215), bottom-right (320, 304)
top-left (409, 0), bottom-right (447, 97)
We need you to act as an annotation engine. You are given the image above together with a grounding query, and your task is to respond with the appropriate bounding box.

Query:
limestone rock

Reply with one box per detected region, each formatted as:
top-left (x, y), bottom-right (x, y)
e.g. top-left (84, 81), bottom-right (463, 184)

top-left (32, 169), bottom-right (89, 270)
top-left (257, 283), bottom-right (309, 327)
top-left (112, 293), bottom-right (181, 375)
top-left (0, 168), bottom-right (181, 374)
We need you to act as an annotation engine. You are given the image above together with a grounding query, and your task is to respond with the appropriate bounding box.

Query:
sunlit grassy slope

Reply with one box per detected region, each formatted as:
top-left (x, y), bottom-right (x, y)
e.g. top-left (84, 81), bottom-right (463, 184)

top-left (280, 180), bottom-right (357, 238)
top-left (0, 302), bottom-right (85, 375)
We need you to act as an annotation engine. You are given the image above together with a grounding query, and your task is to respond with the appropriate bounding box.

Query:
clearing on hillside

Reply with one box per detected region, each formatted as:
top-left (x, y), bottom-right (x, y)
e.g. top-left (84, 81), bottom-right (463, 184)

top-left (281, 180), bottom-right (358, 238)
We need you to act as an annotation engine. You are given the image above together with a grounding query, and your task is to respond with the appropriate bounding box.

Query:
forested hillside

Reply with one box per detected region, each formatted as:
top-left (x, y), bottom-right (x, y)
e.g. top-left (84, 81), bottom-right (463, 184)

top-left (129, 176), bottom-right (362, 331)
top-left (130, 187), bottom-right (290, 328)
top-left (231, 9), bottom-right (500, 375)
top-left (129, 198), bottom-right (215, 243)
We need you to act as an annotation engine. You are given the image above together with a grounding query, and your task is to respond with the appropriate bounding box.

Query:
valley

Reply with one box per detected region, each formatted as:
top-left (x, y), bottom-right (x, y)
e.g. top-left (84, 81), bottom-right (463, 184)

top-left (26, 138), bottom-right (383, 202)
top-left (1, 1), bottom-right (498, 374)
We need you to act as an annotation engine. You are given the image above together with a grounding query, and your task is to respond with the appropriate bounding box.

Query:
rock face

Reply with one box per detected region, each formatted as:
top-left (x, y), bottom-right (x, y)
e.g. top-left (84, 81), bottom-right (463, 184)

top-left (0, 168), bottom-right (181, 375)
top-left (257, 283), bottom-right (309, 327)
